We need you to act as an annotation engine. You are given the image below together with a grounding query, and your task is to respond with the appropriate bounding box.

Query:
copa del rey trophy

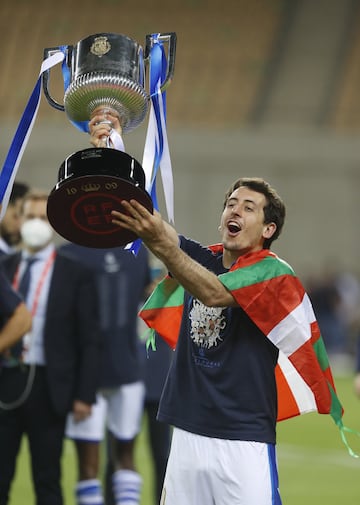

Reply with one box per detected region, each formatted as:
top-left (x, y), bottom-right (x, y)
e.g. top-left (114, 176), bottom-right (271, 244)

top-left (42, 32), bottom-right (176, 248)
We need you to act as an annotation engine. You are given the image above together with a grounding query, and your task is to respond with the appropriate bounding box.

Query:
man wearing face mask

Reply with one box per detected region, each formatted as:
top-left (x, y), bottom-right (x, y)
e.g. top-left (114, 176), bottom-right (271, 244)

top-left (0, 190), bottom-right (101, 505)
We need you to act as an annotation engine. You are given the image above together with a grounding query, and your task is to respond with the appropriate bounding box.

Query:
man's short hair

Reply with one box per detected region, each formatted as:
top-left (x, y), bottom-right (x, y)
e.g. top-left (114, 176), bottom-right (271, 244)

top-left (9, 182), bottom-right (29, 204)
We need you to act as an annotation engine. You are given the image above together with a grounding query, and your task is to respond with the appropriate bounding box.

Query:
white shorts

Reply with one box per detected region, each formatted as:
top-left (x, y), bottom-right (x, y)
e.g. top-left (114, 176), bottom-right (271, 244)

top-left (161, 428), bottom-right (282, 505)
top-left (66, 381), bottom-right (145, 442)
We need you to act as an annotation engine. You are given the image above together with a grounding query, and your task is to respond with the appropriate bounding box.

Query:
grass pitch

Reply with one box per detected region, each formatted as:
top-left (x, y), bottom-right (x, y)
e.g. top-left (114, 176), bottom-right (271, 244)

top-left (7, 375), bottom-right (360, 504)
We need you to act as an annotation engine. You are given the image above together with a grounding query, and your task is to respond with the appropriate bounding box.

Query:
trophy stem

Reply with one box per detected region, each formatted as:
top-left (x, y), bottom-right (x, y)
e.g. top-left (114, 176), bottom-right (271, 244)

top-left (90, 106), bottom-right (125, 150)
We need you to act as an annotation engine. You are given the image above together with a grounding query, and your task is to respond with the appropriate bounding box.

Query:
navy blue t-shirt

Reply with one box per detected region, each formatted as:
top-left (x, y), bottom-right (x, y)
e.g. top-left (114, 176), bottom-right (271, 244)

top-left (157, 237), bottom-right (279, 443)
top-left (60, 243), bottom-right (151, 388)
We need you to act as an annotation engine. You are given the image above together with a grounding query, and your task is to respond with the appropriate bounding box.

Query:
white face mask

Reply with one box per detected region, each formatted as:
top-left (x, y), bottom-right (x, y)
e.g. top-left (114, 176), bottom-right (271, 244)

top-left (20, 218), bottom-right (53, 249)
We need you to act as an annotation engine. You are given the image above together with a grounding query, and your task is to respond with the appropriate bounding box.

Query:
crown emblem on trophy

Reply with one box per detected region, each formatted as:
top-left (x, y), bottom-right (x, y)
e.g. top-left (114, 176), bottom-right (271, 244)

top-left (81, 183), bottom-right (101, 192)
top-left (90, 36), bottom-right (111, 57)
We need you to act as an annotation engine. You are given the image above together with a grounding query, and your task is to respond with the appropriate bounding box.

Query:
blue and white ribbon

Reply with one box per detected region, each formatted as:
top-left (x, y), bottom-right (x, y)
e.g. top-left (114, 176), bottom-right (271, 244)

top-left (0, 51), bottom-right (65, 220)
top-left (126, 34), bottom-right (175, 255)
top-left (142, 33), bottom-right (175, 224)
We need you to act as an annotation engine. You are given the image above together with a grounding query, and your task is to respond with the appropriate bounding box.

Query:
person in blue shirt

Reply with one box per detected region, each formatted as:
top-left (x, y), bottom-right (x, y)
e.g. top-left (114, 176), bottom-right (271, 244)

top-left (63, 243), bottom-right (151, 505)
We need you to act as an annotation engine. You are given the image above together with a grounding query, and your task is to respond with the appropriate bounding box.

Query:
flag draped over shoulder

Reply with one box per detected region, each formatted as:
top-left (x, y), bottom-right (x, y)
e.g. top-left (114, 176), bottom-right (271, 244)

top-left (218, 248), bottom-right (343, 424)
top-left (139, 246), bottom-right (349, 435)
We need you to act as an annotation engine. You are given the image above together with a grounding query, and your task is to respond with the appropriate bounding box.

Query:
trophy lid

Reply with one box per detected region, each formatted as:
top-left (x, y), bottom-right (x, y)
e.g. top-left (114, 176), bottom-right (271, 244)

top-left (47, 148), bottom-right (153, 248)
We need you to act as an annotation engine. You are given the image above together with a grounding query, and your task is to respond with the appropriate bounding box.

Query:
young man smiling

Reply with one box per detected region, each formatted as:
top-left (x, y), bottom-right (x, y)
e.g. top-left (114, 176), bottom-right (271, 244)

top-left (109, 175), bottom-right (343, 505)
top-left (110, 177), bottom-right (284, 505)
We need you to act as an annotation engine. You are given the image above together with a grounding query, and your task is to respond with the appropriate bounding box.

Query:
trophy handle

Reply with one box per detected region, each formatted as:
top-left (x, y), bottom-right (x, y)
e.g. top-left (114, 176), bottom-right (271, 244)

top-left (42, 46), bottom-right (69, 112)
top-left (145, 32), bottom-right (177, 92)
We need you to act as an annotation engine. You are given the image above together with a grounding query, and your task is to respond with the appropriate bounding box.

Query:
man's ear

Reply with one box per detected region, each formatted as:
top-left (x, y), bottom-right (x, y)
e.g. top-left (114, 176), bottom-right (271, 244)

top-left (263, 222), bottom-right (276, 239)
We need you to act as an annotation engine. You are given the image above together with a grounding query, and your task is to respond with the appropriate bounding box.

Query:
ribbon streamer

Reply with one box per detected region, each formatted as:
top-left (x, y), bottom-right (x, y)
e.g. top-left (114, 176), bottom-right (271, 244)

top-left (60, 47), bottom-right (89, 134)
top-left (0, 52), bottom-right (65, 220)
top-left (128, 34), bottom-right (175, 256)
top-left (142, 33), bottom-right (175, 224)
top-left (108, 130), bottom-right (125, 151)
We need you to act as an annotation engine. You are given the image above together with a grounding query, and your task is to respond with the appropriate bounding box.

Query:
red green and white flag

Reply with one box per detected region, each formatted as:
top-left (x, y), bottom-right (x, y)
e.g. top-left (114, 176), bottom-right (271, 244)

top-left (139, 246), bottom-right (358, 455)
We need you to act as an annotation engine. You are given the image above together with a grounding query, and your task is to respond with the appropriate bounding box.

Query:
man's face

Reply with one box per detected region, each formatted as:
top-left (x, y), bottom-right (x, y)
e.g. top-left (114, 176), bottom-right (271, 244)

top-left (219, 186), bottom-right (276, 264)
top-left (0, 199), bottom-right (23, 246)
top-left (20, 198), bottom-right (53, 253)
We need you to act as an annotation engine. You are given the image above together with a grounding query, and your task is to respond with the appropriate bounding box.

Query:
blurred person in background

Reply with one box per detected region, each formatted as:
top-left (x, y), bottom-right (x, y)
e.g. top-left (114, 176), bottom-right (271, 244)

top-left (140, 332), bottom-right (173, 505)
top-left (0, 181), bottom-right (29, 256)
top-left (139, 257), bottom-right (173, 505)
top-left (335, 269), bottom-right (360, 355)
top-left (352, 290), bottom-right (360, 399)
top-left (307, 267), bottom-right (348, 355)
top-left (105, 256), bottom-right (173, 505)
top-left (0, 190), bottom-right (100, 505)
top-left (354, 335), bottom-right (360, 398)
top-left (63, 241), bottom-right (151, 505)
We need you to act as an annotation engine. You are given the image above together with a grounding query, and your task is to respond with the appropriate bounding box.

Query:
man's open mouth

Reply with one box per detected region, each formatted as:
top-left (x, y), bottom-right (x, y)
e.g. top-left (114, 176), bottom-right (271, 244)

top-left (227, 221), bottom-right (241, 234)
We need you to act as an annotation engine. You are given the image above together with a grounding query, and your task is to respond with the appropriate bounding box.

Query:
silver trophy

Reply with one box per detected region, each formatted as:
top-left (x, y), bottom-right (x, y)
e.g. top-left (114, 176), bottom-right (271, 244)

top-left (43, 32), bottom-right (176, 131)
top-left (42, 32), bottom-right (176, 248)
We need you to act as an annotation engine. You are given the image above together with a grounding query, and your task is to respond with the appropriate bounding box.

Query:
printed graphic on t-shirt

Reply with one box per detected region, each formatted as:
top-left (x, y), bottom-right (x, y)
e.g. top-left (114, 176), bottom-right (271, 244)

top-left (189, 298), bottom-right (226, 349)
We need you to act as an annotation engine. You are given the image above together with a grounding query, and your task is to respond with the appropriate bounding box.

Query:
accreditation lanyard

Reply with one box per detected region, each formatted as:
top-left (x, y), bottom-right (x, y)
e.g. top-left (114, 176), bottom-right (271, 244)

top-left (12, 250), bottom-right (57, 316)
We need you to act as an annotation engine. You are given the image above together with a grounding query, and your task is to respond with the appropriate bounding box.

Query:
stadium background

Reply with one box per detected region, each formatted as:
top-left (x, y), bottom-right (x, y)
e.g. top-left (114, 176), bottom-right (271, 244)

top-left (1, 0), bottom-right (360, 278)
top-left (1, 1), bottom-right (360, 503)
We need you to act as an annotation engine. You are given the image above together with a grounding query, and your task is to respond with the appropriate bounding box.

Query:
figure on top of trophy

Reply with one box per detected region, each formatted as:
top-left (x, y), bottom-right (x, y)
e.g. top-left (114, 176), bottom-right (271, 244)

top-left (42, 32), bottom-right (177, 249)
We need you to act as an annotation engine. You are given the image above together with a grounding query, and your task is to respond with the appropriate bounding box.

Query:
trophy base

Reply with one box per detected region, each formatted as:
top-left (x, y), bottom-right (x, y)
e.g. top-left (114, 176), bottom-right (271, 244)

top-left (47, 174), bottom-right (153, 248)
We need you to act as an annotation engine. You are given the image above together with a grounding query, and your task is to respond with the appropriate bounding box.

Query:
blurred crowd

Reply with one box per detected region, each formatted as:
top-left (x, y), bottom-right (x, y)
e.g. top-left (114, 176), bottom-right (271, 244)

top-left (0, 181), bottom-right (172, 505)
top-left (305, 265), bottom-right (360, 362)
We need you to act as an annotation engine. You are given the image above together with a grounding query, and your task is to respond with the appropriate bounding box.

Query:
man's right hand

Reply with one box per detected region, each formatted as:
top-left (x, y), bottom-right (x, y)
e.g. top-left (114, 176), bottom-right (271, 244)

top-left (89, 107), bottom-right (122, 148)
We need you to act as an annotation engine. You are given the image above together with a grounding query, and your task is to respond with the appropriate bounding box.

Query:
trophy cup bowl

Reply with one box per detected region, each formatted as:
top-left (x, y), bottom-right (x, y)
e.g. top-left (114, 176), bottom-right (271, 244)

top-left (47, 148), bottom-right (153, 248)
top-left (43, 32), bottom-right (176, 248)
top-left (44, 32), bottom-right (150, 132)
top-left (63, 33), bottom-right (149, 132)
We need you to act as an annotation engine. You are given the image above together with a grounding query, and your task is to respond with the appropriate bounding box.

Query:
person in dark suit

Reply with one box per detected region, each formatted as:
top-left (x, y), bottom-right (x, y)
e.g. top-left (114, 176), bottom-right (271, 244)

top-left (63, 242), bottom-right (151, 505)
top-left (0, 190), bottom-right (101, 505)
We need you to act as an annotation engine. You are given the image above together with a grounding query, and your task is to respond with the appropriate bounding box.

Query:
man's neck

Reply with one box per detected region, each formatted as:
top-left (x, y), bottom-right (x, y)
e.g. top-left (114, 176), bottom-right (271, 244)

top-left (24, 241), bottom-right (54, 256)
